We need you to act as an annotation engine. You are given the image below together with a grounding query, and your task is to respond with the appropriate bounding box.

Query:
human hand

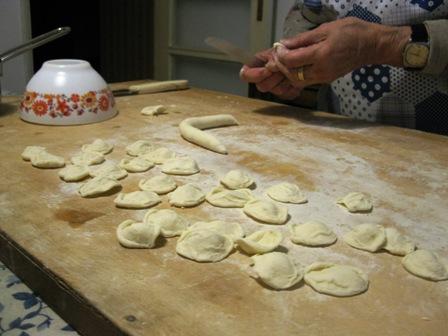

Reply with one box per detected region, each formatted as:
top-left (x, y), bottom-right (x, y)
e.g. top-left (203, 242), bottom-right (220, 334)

top-left (274, 17), bottom-right (411, 88)
top-left (239, 48), bottom-right (301, 100)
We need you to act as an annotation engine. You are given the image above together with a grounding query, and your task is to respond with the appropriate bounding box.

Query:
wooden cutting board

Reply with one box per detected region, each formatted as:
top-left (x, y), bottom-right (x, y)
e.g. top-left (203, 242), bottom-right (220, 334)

top-left (1, 84), bottom-right (447, 336)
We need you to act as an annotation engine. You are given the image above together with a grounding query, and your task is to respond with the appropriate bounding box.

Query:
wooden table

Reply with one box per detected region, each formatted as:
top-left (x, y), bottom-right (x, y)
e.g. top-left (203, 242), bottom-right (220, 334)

top-left (1, 83), bottom-right (447, 336)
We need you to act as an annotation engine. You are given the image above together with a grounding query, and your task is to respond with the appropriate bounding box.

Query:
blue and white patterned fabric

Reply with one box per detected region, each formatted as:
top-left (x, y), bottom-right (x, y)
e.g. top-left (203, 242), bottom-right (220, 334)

top-left (295, 0), bottom-right (448, 134)
top-left (0, 262), bottom-right (78, 336)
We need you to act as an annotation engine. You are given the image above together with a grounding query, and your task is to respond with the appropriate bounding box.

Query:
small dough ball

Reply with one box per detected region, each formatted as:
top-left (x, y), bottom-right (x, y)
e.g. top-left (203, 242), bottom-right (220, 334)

top-left (161, 157), bottom-right (199, 175)
top-left (168, 184), bottom-right (205, 207)
top-left (383, 227), bottom-right (415, 256)
top-left (176, 229), bottom-right (233, 262)
top-left (117, 219), bottom-right (160, 248)
top-left (89, 162), bottom-right (128, 180)
top-left (139, 174), bottom-right (177, 194)
top-left (402, 250), bottom-right (448, 281)
top-left (206, 185), bottom-right (253, 208)
top-left (243, 199), bottom-right (288, 225)
top-left (337, 192), bottom-right (372, 213)
top-left (140, 147), bottom-right (177, 164)
top-left (114, 191), bottom-right (161, 209)
top-left (126, 140), bottom-right (156, 156)
top-left (290, 221), bottom-right (337, 247)
top-left (236, 230), bottom-right (282, 255)
top-left (188, 220), bottom-right (244, 242)
top-left (79, 176), bottom-right (120, 197)
top-left (266, 182), bottom-right (307, 204)
top-left (22, 146), bottom-right (46, 161)
top-left (304, 262), bottom-right (369, 297)
top-left (31, 151), bottom-right (65, 168)
top-left (220, 170), bottom-right (254, 189)
top-left (119, 157), bottom-right (154, 172)
top-left (144, 209), bottom-right (188, 237)
top-left (251, 252), bottom-right (303, 290)
top-left (343, 223), bottom-right (386, 252)
top-left (58, 164), bottom-right (89, 182)
top-left (141, 104), bottom-right (166, 116)
top-left (71, 151), bottom-right (105, 166)
top-left (81, 139), bottom-right (113, 155)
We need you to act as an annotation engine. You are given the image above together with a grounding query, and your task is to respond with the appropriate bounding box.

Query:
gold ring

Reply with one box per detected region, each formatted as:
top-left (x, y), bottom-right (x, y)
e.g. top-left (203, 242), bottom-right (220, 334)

top-left (297, 67), bottom-right (305, 81)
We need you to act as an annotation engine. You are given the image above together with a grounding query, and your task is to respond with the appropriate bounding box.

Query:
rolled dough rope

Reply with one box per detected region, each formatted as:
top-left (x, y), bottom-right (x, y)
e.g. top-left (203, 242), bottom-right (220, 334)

top-left (129, 80), bottom-right (189, 94)
top-left (179, 114), bottom-right (239, 154)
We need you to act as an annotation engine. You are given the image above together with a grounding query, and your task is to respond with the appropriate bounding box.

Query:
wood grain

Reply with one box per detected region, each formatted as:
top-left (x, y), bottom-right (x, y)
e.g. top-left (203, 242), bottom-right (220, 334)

top-left (0, 85), bottom-right (447, 336)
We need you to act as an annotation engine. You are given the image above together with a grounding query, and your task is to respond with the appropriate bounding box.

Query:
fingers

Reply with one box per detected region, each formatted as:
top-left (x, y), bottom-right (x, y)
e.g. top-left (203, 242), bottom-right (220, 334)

top-left (280, 28), bottom-right (326, 49)
top-left (275, 43), bottom-right (320, 69)
top-left (275, 84), bottom-right (301, 101)
top-left (256, 72), bottom-right (285, 93)
top-left (239, 65), bottom-right (272, 83)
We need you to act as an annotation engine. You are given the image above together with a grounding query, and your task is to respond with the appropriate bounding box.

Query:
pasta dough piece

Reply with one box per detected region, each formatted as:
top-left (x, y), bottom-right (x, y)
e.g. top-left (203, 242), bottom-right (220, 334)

top-left (21, 146), bottom-right (46, 161)
top-left (139, 174), bottom-right (177, 194)
top-left (71, 151), bottom-right (105, 166)
top-left (141, 105), bottom-right (166, 116)
top-left (383, 227), bottom-right (415, 256)
top-left (304, 262), bottom-right (369, 297)
top-left (187, 220), bottom-right (244, 242)
top-left (243, 199), bottom-right (288, 225)
top-left (114, 191), bottom-right (161, 209)
top-left (58, 164), bottom-right (89, 182)
top-left (343, 223), bottom-right (386, 252)
top-left (161, 157), bottom-right (199, 175)
top-left (140, 147), bottom-right (176, 164)
top-left (79, 176), bottom-right (120, 197)
top-left (176, 229), bottom-right (233, 262)
top-left (81, 139), bottom-right (113, 155)
top-left (250, 252), bottom-right (303, 290)
top-left (266, 182), bottom-right (307, 204)
top-left (179, 114), bottom-right (238, 154)
top-left (126, 140), bottom-right (156, 156)
top-left (89, 162), bottom-right (128, 180)
top-left (206, 185), bottom-right (253, 208)
top-left (337, 192), bottom-right (373, 213)
top-left (290, 221), bottom-right (337, 246)
top-left (236, 230), bottom-right (282, 255)
top-left (117, 219), bottom-right (160, 248)
top-left (144, 209), bottom-right (188, 237)
top-left (119, 157), bottom-right (154, 172)
top-left (402, 250), bottom-right (448, 281)
top-left (220, 170), bottom-right (254, 189)
top-left (168, 184), bottom-right (205, 207)
top-left (30, 151), bottom-right (65, 168)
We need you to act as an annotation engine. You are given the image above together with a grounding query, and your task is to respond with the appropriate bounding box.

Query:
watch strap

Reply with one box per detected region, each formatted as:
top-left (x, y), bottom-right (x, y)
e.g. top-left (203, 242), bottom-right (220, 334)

top-left (410, 24), bottom-right (429, 43)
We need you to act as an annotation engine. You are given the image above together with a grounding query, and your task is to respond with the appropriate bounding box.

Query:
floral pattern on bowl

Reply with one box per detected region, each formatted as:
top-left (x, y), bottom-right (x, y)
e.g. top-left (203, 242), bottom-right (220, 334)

top-left (20, 89), bottom-right (115, 119)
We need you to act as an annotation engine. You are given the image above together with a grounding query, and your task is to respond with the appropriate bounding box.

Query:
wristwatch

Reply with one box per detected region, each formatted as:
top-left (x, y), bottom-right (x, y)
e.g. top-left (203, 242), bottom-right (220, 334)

top-left (403, 24), bottom-right (430, 69)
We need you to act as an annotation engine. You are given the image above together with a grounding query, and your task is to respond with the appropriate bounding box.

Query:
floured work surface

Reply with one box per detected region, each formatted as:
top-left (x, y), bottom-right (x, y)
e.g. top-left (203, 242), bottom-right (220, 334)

top-left (0, 87), bottom-right (447, 336)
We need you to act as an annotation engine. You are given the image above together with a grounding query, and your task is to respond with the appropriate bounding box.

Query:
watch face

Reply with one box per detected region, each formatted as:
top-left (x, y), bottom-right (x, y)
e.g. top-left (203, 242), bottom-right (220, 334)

top-left (405, 43), bottom-right (429, 68)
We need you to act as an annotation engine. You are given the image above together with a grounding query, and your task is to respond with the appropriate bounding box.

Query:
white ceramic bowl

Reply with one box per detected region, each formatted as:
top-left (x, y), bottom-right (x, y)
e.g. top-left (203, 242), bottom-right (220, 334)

top-left (20, 59), bottom-right (117, 125)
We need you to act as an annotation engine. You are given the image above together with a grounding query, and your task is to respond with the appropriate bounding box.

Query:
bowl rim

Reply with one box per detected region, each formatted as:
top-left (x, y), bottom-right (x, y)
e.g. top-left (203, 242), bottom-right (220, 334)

top-left (43, 59), bottom-right (91, 69)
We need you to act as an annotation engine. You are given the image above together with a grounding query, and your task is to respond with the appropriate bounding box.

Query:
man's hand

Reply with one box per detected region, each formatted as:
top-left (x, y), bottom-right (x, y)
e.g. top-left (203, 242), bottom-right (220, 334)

top-left (239, 48), bottom-right (302, 100)
top-left (274, 17), bottom-right (411, 88)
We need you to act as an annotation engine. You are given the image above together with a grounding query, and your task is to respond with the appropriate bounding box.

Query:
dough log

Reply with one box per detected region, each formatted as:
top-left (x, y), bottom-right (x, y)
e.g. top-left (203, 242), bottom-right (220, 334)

top-left (179, 114), bottom-right (239, 154)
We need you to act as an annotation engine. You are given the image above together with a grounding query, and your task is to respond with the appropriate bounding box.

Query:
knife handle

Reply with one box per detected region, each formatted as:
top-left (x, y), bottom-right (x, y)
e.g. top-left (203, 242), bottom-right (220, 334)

top-left (129, 80), bottom-right (189, 94)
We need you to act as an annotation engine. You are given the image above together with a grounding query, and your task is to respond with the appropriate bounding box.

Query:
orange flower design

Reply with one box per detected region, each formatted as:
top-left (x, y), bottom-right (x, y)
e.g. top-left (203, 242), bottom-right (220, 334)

top-left (71, 94), bottom-right (80, 102)
top-left (32, 100), bottom-right (48, 116)
top-left (81, 91), bottom-right (97, 109)
top-left (23, 91), bottom-right (37, 107)
top-left (57, 99), bottom-right (70, 115)
top-left (99, 95), bottom-right (109, 111)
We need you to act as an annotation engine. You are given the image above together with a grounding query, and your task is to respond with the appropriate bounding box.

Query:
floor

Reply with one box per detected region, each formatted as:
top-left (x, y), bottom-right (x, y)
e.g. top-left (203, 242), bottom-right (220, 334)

top-left (0, 262), bottom-right (78, 335)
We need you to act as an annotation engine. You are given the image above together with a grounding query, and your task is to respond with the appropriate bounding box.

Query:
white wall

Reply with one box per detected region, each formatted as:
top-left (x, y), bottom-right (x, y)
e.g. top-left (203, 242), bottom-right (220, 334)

top-left (0, 0), bottom-right (32, 95)
top-left (274, 0), bottom-right (296, 41)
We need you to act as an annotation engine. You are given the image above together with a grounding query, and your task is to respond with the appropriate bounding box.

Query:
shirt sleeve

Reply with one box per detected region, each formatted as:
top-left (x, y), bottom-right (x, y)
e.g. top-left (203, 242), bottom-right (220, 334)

top-left (423, 19), bottom-right (448, 76)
